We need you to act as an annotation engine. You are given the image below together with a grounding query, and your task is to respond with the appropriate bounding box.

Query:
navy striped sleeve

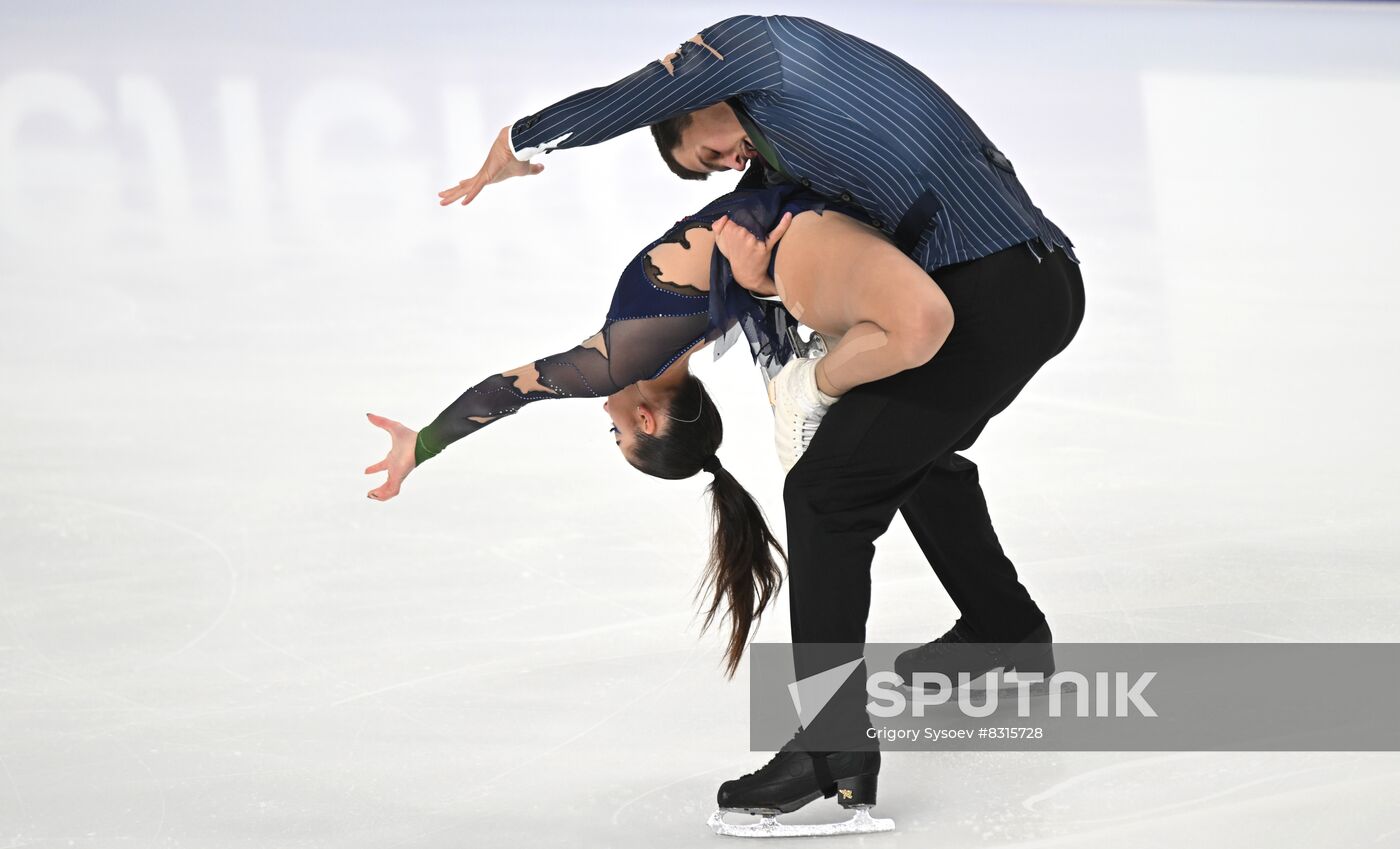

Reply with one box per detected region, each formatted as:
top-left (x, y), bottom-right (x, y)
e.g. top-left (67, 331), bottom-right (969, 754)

top-left (508, 15), bottom-right (784, 158)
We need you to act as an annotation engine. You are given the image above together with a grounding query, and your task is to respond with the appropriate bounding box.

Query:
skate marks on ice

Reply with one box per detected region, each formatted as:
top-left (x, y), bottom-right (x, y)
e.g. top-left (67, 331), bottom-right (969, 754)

top-left (1018, 752), bottom-right (1400, 830)
top-left (385, 646), bottom-right (708, 849)
top-left (0, 491), bottom-right (238, 674)
top-left (0, 492), bottom-right (236, 844)
top-left (893, 751), bottom-right (1400, 845)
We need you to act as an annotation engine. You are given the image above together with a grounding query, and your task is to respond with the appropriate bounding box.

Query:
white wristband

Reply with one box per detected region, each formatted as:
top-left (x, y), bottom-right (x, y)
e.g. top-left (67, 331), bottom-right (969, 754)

top-left (510, 130), bottom-right (573, 161)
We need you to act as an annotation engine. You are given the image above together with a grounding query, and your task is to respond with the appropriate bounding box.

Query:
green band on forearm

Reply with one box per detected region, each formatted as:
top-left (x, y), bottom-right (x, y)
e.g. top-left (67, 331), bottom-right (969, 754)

top-left (415, 430), bottom-right (442, 466)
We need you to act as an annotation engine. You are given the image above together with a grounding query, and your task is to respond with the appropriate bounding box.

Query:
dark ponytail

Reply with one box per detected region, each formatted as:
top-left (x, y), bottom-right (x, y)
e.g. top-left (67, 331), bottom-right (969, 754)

top-left (629, 374), bottom-right (787, 678)
top-left (698, 457), bottom-right (787, 678)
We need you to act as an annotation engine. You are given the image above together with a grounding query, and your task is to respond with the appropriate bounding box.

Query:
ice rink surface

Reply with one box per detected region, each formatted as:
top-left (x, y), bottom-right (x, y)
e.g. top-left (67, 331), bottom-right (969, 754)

top-left (3, 0), bottom-right (1399, 846)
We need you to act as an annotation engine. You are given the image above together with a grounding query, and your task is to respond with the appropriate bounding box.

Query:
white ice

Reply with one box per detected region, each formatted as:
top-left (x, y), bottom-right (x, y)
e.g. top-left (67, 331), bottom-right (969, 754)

top-left (2, 1), bottom-right (1399, 847)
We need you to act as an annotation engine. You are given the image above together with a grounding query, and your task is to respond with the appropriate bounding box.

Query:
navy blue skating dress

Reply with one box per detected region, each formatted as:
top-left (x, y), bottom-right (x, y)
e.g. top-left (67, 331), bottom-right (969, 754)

top-left (415, 183), bottom-right (868, 464)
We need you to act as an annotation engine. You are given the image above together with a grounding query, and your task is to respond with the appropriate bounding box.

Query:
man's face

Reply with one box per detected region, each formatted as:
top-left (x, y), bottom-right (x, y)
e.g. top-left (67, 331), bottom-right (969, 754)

top-left (673, 102), bottom-right (759, 175)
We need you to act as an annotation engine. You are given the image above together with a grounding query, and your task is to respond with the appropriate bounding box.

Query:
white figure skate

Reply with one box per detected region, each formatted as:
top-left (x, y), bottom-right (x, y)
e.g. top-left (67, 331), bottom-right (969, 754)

top-left (768, 329), bottom-right (839, 472)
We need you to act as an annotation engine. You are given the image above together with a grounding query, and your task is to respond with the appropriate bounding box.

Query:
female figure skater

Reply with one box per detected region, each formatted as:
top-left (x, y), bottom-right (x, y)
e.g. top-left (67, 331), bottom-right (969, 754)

top-left (363, 180), bottom-right (953, 681)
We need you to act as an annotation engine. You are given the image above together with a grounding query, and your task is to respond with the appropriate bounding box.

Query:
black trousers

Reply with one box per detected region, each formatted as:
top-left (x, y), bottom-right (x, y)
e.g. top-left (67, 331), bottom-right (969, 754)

top-left (785, 239), bottom-right (1085, 744)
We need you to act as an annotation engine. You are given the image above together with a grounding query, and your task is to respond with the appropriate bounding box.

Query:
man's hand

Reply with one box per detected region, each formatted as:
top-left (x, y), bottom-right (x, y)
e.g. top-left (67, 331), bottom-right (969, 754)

top-left (713, 211), bottom-right (792, 297)
top-left (438, 126), bottom-right (545, 208)
top-left (364, 413), bottom-right (418, 501)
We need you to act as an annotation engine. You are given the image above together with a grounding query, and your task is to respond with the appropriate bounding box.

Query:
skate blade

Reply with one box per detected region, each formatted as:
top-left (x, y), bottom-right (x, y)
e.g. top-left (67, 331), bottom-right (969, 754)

top-left (708, 807), bottom-right (895, 838)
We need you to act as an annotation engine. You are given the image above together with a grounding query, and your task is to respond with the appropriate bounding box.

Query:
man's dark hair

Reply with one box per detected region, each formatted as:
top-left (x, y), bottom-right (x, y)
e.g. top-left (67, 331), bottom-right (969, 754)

top-left (651, 113), bottom-right (710, 181)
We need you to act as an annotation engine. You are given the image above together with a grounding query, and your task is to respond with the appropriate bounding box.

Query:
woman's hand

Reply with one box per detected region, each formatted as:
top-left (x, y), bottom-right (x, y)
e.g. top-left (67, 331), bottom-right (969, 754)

top-left (713, 212), bottom-right (792, 297)
top-left (438, 126), bottom-right (545, 208)
top-left (364, 413), bottom-right (419, 501)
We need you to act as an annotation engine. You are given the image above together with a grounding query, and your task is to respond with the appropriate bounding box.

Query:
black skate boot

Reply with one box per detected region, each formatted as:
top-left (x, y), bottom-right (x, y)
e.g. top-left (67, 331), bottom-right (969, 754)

top-left (708, 731), bottom-right (893, 837)
top-left (895, 618), bottom-right (1055, 697)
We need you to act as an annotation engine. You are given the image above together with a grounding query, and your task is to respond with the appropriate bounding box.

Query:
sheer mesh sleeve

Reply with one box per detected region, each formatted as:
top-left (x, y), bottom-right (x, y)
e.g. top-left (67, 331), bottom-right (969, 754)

top-left (414, 313), bottom-right (709, 465)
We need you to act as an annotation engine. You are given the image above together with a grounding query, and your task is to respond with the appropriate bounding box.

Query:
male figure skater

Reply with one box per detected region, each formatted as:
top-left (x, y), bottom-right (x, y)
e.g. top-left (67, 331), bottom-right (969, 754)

top-left (439, 14), bottom-right (1084, 835)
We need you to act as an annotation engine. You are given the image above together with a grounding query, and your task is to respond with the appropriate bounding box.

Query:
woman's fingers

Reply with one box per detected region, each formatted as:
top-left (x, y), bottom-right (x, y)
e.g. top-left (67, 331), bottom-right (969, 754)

top-left (367, 467), bottom-right (402, 500)
top-left (365, 413), bottom-right (411, 502)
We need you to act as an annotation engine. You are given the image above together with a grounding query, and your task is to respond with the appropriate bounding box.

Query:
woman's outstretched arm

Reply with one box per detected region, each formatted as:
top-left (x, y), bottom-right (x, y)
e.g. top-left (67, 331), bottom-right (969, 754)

top-left (414, 314), bottom-right (713, 465)
top-left (365, 348), bottom-right (603, 501)
top-left (411, 340), bottom-right (606, 466)
top-left (365, 312), bottom-right (710, 500)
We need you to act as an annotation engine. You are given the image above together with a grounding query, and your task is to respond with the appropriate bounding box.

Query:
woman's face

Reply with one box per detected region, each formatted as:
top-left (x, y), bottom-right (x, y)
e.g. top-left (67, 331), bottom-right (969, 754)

top-left (603, 383), bottom-right (663, 457)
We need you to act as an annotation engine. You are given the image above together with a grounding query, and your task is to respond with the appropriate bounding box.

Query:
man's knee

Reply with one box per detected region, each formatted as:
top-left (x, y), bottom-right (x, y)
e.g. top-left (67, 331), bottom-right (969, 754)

top-left (931, 451), bottom-right (978, 474)
top-left (783, 463), bottom-right (905, 539)
top-left (783, 466), bottom-right (824, 519)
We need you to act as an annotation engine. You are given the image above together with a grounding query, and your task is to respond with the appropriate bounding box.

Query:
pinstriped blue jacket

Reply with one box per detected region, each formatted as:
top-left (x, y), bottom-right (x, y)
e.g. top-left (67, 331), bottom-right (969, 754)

top-left (508, 14), bottom-right (1077, 273)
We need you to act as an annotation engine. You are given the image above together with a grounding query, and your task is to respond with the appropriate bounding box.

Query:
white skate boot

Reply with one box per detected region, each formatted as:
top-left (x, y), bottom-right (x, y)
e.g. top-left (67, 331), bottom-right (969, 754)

top-left (767, 355), bottom-right (840, 472)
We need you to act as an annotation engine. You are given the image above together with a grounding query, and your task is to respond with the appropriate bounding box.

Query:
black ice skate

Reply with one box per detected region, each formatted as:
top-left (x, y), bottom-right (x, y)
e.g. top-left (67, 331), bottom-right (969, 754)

top-left (707, 741), bottom-right (893, 837)
top-left (895, 618), bottom-right (1056, 698)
